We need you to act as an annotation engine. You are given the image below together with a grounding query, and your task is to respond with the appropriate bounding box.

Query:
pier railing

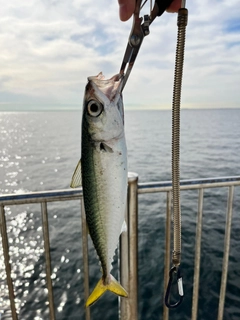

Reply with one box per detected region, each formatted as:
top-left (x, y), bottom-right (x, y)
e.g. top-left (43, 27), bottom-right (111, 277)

top-left (0, 174), bottom-right (240, 320)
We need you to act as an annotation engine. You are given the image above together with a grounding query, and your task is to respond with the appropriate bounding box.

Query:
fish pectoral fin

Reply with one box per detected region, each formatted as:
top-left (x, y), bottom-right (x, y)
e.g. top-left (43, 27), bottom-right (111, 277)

top-left (99, 142), bottom-right (113, 153)
top-left (86, 275), bottom-right (128, 307)
top-left (70, 159), bottom-right (82, 188)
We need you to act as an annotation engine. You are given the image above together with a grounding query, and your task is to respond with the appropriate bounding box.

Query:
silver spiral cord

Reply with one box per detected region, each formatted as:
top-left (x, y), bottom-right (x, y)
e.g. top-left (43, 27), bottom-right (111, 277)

top-left (165, 4), bottom-right (188, 310)
top-left (172, 7), bottom-right (188, 267)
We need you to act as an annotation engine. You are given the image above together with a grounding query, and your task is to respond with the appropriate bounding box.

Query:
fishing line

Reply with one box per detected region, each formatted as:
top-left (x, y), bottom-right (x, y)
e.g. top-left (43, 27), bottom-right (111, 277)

top-left (165, 0), bottom-right (188, 309)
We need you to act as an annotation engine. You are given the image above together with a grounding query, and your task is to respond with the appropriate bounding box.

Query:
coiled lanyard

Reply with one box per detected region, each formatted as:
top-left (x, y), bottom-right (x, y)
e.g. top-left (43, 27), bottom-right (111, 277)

top-left (165, 1), bottom-right (188, 309)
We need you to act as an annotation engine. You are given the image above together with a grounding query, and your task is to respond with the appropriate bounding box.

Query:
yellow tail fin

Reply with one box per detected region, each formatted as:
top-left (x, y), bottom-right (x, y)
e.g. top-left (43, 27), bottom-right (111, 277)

top-left (86, 274), bottom-right (128, 307)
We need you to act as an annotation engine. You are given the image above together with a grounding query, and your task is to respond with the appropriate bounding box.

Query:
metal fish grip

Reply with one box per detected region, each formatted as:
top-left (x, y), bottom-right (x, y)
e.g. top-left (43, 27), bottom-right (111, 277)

top-left (120, 0), bottom-right (174, 91)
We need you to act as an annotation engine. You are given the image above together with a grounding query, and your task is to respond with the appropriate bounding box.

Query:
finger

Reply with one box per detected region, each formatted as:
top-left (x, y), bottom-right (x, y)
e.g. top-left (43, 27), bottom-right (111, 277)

top-left (118, 0), bottom-right (135, 21)
top-left (166, 0), bottom-right (182, 13)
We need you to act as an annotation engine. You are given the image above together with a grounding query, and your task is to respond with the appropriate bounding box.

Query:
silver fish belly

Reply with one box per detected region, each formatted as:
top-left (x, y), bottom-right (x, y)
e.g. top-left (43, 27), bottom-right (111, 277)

top-left (71, 73), bottom-right (128, 306)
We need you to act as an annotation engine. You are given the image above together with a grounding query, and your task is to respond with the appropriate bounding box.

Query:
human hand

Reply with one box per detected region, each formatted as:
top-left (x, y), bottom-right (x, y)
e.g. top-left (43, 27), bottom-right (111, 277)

top-left (118, 0), bottom-right (182, 21)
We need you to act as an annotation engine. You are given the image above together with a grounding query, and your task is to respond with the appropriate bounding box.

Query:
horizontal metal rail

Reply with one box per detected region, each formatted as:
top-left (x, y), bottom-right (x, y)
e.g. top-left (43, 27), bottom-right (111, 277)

top-left (138, 175), bottom-right (240, 193)
top-left (1, 176), bottom-right (239, 205)
top-left (0, 189), bottom-right (83, 206)
top-left (0, 175), bottom-right (240, 320)
top-left (1, 176), bottom-right (239, 206)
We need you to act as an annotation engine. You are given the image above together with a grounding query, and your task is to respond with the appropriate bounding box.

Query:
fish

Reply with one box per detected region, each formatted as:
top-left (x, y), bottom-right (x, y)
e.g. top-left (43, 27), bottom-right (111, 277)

top-left (70, 72), bottom-right (128, 307)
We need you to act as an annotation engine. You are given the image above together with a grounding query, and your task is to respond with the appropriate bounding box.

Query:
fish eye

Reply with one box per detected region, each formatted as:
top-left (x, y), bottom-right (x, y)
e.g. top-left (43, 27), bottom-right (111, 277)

top-left (87, 100), bottom-right (103, 117)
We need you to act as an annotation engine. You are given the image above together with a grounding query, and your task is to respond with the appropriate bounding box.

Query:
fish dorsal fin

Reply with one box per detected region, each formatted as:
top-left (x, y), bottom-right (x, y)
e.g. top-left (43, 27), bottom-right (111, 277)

top-left (70, 159), bottom-right (82, 188)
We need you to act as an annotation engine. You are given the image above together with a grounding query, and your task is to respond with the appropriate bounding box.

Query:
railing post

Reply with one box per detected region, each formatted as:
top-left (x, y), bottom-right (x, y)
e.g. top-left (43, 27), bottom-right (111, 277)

top-left (41, 202), bottom-right (55, 320)
top-left (163, 191), bottom-right (172, 320)
top-left (0, 204), bottom-right (18, 320)
top-left (192, 188), bottom-right (204, 320)
top-left (81, 200), bottom-right (91, 320)
top-left (120, 202), bottom-right (130, 319)
top-left (127, 172), bottom-right (138, 320)
top-left (217, 186), bottom-right (234, 320)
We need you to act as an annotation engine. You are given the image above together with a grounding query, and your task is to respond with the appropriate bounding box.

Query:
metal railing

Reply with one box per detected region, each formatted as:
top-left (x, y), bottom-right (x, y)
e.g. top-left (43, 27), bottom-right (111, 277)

top-left (0, 174), bottom-right (240, 320)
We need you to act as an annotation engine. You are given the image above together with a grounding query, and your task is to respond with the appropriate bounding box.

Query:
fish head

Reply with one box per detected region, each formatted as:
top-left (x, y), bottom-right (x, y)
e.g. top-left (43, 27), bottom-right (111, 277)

top-left (82, 73), bottom-right (125, 142)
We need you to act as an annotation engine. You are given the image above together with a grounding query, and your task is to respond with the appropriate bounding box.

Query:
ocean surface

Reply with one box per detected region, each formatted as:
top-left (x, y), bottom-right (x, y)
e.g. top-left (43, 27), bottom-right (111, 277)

top-left (0, 109), bottom-right (240, 320)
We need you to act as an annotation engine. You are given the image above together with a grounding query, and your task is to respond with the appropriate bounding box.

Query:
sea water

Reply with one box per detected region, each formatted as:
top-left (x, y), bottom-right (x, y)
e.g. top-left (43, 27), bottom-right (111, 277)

top-left (0, 109), bottom-right (240, 320)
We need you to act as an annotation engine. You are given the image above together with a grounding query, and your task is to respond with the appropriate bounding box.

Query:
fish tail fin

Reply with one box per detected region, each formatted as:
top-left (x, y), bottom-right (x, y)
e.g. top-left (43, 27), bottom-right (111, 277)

top-left (86, 274), bottom-right (128, 307)
top-left (86, 278), bottom-right (107, 307)
top-left (107, 274), bottom-right (128, 297)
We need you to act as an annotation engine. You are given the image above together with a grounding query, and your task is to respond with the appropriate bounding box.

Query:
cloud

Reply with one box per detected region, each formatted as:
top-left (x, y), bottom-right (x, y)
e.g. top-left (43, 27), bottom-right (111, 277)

top-left (0, 0), bottom-right (239, 110)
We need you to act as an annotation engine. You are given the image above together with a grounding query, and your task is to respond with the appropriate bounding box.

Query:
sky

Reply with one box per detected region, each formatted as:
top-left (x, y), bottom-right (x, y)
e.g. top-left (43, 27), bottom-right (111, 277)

top-left (0, 0), bottom-right (240, 111)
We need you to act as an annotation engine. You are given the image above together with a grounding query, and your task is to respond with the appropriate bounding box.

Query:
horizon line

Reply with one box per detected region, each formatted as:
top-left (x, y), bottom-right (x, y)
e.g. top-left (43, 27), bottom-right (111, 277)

top-left (0, 106), bottom-right (240, 113)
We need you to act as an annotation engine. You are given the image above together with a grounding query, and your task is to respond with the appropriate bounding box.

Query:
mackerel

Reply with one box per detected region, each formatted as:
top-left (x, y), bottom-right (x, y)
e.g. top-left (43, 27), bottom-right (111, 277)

top-left (71, 73), bottom-right (128, 306)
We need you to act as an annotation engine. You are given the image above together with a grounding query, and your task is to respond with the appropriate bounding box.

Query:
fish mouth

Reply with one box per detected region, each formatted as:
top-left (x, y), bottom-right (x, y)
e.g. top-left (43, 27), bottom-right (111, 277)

top-left (88, 73), bottom-right (123, 101)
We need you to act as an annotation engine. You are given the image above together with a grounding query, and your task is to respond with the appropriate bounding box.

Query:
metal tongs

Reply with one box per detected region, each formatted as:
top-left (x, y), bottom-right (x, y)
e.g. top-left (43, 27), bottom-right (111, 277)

top-left (120, 0), bottom-right (174, 91)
